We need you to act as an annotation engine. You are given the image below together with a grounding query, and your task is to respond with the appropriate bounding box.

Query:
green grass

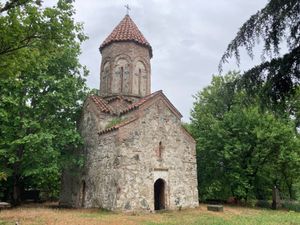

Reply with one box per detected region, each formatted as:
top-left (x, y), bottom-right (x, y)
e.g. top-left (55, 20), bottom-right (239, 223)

top-left (79, 208), bottom-right (115, 218)
top-left (105, 117), bottom-right (124, 129)
top-left (0, 204), bottom-right (299, 225)
top-left (140, 209), bottom-right (300, 225)
top-left (0, 221), bottom-right (11, 225)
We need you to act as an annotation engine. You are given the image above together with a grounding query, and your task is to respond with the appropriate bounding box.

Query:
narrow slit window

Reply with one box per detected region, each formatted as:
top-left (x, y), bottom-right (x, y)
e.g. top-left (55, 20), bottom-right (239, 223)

top-left (158, 141), bottom-right (162, 158)
top-left (81, 180), bottom-right (86, 207)
top-left (138, 68), bottom-right (142, 95)
top-left (120, 66), bottom-right (124, 92)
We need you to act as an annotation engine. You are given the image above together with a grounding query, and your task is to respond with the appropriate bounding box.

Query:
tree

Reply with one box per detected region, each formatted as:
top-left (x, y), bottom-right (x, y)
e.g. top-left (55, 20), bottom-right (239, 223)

top-left (219, 0), bottom-right (300, 108)
top-left (0, 0), bottom-right (33, 13)
top-left (0, 0), bottom-right (88, 204)
top-left (190, 72), bottom-right (300, 201)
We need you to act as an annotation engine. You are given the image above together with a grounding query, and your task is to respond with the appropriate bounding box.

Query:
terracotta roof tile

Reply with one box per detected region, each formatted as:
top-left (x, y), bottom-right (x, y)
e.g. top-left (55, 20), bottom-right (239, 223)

top-left (97, 90), bottom-right (183, 136)
top-left (106, 95), bottom-right (133, 104)
top-left (90, 95), bottom-right (111, 113)
top-left (100, 15), bottom-right (152, 57)
top-left (119, 90), bottom-right (162, 115)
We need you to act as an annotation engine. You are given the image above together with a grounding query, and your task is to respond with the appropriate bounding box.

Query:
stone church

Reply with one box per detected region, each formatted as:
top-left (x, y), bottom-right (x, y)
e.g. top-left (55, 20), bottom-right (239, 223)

top-left (60, 14), bottom-right (199, 211)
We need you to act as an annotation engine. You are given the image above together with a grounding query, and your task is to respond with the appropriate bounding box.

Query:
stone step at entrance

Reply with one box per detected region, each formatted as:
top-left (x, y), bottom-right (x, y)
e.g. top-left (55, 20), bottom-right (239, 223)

top-left (207, 204), bottom-right (224, 212)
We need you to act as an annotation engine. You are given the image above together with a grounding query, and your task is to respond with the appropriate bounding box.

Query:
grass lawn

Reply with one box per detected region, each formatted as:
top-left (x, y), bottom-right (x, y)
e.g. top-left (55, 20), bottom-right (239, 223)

top-left (0, 203), bottom-right (299, 225)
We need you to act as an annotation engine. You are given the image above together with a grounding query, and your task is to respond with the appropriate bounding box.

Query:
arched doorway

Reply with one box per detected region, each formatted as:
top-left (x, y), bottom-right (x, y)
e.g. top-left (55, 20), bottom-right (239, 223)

top-left (154, 179), bottom-right (166, 210)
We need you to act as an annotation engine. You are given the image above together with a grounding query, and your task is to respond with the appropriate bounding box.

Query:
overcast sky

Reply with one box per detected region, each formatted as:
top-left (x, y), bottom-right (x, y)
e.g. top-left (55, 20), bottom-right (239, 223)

top-left (72, 0), bottom-right (269, 121)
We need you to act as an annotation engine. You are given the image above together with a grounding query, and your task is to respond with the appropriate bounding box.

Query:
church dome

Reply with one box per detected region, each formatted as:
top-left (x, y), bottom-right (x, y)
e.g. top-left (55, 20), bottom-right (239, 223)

top-left (99, 15), bottom-right (152, 57)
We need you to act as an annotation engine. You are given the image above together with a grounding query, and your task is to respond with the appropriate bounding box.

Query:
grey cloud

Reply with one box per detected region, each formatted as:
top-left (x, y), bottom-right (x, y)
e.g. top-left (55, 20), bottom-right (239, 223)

top-left (72, 0), bottom-right (268, 121)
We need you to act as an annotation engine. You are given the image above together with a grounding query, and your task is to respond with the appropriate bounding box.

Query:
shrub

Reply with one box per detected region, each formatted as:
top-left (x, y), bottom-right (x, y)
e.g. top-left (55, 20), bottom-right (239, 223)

top-left (255, 200), bottom-right (271, 209)
top-left (282, 201), bottom-right (300, 212)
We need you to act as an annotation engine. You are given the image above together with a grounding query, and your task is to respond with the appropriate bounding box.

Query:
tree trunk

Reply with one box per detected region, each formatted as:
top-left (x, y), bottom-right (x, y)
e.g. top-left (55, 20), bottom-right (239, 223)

top-left (282, 167), bottom-right (294, 200)
top-left (12, 145), bottom-right (24, 205)
top-left (12, 175), bottom-right (21, 205)
top-left (286, 182), bottom-right (293, 200)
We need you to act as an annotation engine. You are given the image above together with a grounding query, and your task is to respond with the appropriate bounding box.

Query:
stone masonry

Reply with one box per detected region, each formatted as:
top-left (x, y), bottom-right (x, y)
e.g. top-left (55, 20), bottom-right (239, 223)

top-left (59, 14), bottom-right (199, 211)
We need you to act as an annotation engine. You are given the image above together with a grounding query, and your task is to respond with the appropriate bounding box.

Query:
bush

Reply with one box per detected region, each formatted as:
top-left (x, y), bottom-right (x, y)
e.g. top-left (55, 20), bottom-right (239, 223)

top-left (255, 200), bottom-right (271, 209)
top-left (282, 201), bottom-right (300, 212)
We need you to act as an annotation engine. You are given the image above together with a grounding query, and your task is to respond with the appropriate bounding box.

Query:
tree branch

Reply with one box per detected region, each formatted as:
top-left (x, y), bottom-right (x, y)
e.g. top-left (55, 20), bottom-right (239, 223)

top-left (0, 0), bottom-right (31, 13)
top-left (0, 34), bottom-right (42, 55)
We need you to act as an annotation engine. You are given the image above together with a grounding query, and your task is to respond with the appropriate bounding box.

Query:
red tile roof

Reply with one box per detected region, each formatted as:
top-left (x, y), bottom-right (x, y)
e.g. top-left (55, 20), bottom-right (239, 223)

top-left (90, 95), bottom-right (111, 113)
top-left (90, 90), bottom-right (182, 119)
top-left (100, 15), bottom-right (152, 57)
top-left (106, 95), bottom-right (133, 104)
top-left (119, 90), bottom-right (162, 115)
top-left (96, 90), bottom-right (183, 136)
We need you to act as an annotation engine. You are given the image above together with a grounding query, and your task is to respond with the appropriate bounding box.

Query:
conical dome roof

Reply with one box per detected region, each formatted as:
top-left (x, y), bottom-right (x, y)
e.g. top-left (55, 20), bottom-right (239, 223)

top-left (99, 15), bottom-right (152, 57)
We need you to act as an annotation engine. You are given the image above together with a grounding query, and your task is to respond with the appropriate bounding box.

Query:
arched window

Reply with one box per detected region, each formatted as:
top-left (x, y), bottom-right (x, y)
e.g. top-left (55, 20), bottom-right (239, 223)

top-left (133, 61), bottom-right (147, 96)
top-left (101, 61), bottom-right (110, 93)
top-left (112, 58), bottom-right (129, 93)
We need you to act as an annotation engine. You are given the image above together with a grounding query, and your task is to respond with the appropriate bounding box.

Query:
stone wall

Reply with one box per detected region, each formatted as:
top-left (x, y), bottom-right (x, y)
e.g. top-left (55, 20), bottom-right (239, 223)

top-left (113, 96), bottom-right (198, 211)
top-left (83, 131), bottom-right (119, 209)
top-left (60, 98), bottom-right (117, 208)
top-left (60, 94), bottom-right (198, 211)
top-left (100, 42), bottom-right (151, 98)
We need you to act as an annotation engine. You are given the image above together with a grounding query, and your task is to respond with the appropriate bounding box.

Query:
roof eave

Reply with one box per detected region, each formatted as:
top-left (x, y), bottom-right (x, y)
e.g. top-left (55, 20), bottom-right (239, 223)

top-left (99, 40), bottom-right (153, 58)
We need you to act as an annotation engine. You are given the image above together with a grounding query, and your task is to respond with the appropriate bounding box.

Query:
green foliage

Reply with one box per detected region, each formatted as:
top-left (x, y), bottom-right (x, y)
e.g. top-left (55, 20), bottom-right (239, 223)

top-left (105, 118), bottom-right (124, 129)
top-left (0, 172), bottom-right (7, 181)
top-left (0, 0), bottom-right (88, 203)
top-left (219, 0), bottom-right (300, 108)
top-left (255, 200), bottom-right (271, 209)
top-left (89, 88), bottom-right (99, 95)
top-left (190, 72), bottom-right (300, 201)
top-left (282, 201), bottom-right (300, 212)
top-left (0, 0), bottom-right (33, 14)
top-left (181, 122), bottom-right (191, 132)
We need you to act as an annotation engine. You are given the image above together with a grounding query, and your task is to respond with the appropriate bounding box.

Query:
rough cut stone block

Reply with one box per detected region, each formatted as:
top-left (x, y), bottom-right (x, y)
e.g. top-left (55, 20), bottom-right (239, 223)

top-left (207, 204), bottom-right (223, 212)
top-left (0, 202), bottom-right (11, 209)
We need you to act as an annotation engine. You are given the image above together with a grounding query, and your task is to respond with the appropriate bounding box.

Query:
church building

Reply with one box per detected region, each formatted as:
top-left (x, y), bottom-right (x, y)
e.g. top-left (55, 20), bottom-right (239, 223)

top-left (60, 14), bottom-right (199, 211)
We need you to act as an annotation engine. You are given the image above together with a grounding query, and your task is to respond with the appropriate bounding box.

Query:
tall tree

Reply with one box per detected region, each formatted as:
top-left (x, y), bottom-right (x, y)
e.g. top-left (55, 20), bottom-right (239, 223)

top-left (190, 72), bottom-right (300, 201)
top-left (0, 0), bottom-right (32, 13)
top-left (0, 0), bottom-right (88, 204)
top-left (219, 0), bottom-right (300, 108)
